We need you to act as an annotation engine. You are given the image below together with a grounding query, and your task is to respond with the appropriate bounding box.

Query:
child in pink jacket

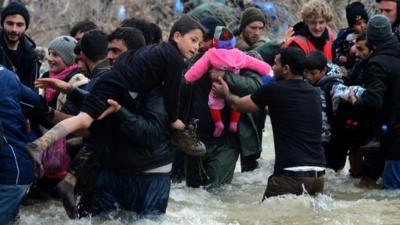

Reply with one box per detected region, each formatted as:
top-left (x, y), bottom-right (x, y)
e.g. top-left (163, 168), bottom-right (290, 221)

top-left (184, 26), bottom-right (271, 137)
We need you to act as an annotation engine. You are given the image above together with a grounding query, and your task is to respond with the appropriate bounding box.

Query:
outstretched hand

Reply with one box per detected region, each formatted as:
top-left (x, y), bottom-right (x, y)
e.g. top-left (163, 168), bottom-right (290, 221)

top-left (280, 26), bottom-right (294, 47)
top-left (35, 78), bottom-right (73, 93)
top-left (98, 99), bottom-right (122, 120)
top-left (211, 76), bottom-right (230, 98)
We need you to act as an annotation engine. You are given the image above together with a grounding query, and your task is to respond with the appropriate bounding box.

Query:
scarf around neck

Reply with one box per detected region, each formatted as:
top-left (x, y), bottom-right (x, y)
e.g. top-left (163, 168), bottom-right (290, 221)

top-left (45, 64), bottom-right (78, 103)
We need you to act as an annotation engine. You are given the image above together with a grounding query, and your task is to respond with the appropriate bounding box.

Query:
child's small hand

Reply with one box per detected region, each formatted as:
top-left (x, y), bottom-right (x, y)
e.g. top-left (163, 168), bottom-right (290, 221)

top-left (346, 88), bottom-right (357, 105)
top-left (339, 56), bottom-right (348, 63)
top-left (171, 119), bottom-right (185, 130)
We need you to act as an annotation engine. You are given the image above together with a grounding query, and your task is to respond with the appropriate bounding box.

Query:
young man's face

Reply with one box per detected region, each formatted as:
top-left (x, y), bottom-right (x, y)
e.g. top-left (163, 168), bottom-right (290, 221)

top-left (47, 50), bottom-right (68, 73)
top-left (355, 40), bottom-right (372, 60)
top-left (241, 21), bottom-right (264, 46)
top-left (272, 54), bottom-right (285, 80)
top-left (352, 19), bottom-right (367, 34)
top-left (107, 39), bottom-right (128, 65)
top-left (379, 0), bottom-right (398, 24)
top-left (2, 14), bottom-right (26, 44)
top-left (304, 68), bottom-right (326, 85)
top-left (306, 17), bottom-right (327, 38)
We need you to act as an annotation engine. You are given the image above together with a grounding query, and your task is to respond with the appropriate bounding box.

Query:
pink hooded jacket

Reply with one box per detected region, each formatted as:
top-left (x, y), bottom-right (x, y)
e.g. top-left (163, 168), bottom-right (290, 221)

top-left (184, 48), bottom-right (271, 83)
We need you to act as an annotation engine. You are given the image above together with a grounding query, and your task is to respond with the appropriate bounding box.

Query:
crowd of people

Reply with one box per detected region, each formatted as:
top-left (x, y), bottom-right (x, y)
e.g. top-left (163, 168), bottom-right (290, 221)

top-left (0, 0), bottom-right (399, 224)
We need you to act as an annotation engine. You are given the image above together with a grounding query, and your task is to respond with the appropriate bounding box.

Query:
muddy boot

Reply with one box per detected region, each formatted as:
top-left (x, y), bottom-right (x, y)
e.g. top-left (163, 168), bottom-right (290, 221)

top-left (171, 119), bottom-right (206, 156)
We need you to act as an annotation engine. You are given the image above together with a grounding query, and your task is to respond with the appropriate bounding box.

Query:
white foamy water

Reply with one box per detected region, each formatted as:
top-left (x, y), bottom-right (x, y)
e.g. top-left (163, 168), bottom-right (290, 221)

top-left (19, 120), bottom-right (400, 225)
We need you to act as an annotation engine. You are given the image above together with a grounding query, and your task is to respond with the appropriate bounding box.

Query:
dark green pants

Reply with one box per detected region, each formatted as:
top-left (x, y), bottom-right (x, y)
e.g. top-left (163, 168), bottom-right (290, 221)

top-left (185, 136), bottom-right (240, 189)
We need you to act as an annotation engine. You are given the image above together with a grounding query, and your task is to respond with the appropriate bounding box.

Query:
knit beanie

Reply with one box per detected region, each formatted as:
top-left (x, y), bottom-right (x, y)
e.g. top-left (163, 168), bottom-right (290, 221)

top-left (366, 15), bottom-right (393, 47)
top-left (1, 2), bottom-right (30, 29)
top-left (346, 2), bottom-right (368, 28)
top-left (239, 7), bottom-right (266, 33)
top-left (213, 26), bottom-right (236, 49)
top-left (48, 36), bottom-right (77, 66)
top-left (200, 16), bottom-right (224, 41)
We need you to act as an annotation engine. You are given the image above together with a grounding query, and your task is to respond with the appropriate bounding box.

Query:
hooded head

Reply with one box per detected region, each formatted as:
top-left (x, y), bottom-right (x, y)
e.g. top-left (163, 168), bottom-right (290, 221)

top-left (346, 2), bottom-right (369, 28)
top-left (213, 26), bottom-right (236, 49)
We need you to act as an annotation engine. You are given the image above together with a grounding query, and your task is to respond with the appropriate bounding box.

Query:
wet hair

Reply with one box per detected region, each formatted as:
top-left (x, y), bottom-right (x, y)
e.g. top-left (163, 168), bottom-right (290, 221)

top-left (305, 50), bottom-right (327, 71)
top-left (168, 15), bottom-right (204, 41)
top-left (80, 30), bottom-right (108, 62)
top-left (356, 32), bottom-right (374, 50)
top-left (120, 17), bottom-right (162, 44)
top-left (279, 47), bottom-right (306, 76)
top-left (108, 27), bottom-right (146, 50)
top-left (70, 20), bottom-right (98, 38)
top-left (301, 0), bottom-right (333, 23)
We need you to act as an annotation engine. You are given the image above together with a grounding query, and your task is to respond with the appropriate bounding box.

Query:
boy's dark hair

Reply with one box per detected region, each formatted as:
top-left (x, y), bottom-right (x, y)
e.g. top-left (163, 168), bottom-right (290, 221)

top-left (305, 50), bottom-right (327, 71)
top-left (81, 30), bottom-right (108, 62)
top-left (70, 20), bottom-right (98, 38)
top-left (149, 22), bottom-right (163, 44)
top-left (108, 27), bottom-right (146, 50)
top-left (121, 18), bottom-right (162, 44)
top-left (279, 47), bottom-right (306, 76)
top-left (168, 15), bottom-right (204, 41)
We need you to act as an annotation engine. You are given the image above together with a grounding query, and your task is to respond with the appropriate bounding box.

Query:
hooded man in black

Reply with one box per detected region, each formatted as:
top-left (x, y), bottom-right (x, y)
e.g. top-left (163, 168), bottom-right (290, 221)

top-left (349, 15), bottom-right (400, 189)
top-left (0, 2), bottom-right (40, 89)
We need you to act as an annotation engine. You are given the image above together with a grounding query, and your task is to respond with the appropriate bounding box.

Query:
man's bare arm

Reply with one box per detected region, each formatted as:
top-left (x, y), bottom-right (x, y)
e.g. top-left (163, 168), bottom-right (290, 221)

top-left (226, 94), bottom-right (260, 113)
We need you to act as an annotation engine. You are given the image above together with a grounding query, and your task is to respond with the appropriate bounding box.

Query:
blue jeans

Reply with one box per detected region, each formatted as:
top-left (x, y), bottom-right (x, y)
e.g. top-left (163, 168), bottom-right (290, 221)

top-left (93, 169), bottom-right (170, 217)
top-left (383, 160), bottom-right (400, 189)
top-left (0, 184), bottom-right (29, 225)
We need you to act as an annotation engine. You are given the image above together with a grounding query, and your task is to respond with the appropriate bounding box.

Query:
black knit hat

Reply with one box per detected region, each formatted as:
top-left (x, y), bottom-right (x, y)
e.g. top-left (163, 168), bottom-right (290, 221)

top-left (200, 16), bottom-right (224, 41)
top-left (346, 2), bottom-right (368, 28)
top-left (1, 2), bottom-right (30, 29)
top-left (239, 7), bottom-right (266, 33)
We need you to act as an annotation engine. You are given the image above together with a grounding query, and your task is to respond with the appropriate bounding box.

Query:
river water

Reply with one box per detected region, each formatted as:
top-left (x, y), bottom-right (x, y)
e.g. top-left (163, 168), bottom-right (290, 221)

top-left (19, 120), bottom-right (400, 225)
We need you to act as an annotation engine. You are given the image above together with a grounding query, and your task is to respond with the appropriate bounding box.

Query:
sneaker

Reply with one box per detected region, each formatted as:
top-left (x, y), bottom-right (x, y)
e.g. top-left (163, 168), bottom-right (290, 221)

top-left (171, 119), bottom-right (206, 156)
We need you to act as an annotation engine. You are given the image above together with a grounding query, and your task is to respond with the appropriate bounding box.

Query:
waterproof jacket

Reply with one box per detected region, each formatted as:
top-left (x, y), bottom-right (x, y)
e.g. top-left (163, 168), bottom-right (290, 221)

top-left (0, 30), bottom-right (40, 90)
top-left (355, 36), bottom-right (400, 158)
top-left (77, 56), bottom-right (172, 174)
top-left (181, 50), bottom-right (265, 157)
top-left (0, 66), bottom-right (43, 185)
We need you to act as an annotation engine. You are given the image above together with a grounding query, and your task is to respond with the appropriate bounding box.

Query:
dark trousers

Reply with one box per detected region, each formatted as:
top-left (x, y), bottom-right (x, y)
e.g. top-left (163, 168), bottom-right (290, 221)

top-left (93, 169), bottom-right (171, 217)
top-left (263, 173), bottom-right (324, 199)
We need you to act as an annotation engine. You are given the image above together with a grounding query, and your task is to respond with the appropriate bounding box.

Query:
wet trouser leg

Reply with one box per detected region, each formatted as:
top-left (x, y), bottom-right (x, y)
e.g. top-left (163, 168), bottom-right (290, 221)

top-left (92, 169), bottom-right (170, 217)
top-left (185, 135), bottom-right (239, 189)
top-left (263, 174), bottom-right (324, 199)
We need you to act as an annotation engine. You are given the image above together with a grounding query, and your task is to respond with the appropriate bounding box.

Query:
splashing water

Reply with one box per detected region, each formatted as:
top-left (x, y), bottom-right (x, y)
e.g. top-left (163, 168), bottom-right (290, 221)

top-left (19, 120), bottom-right (400, 224)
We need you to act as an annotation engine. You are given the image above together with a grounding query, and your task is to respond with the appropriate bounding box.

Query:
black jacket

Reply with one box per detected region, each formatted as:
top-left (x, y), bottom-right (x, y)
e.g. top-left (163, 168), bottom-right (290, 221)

top-left (356, 37), bottom-right (400, 126)
top-left (0, 30), bottom-right (40, 89)
top-left (356, 37), bottom-right (400, 158)
top-left (112, 41), bottom-right (184, 122)
top-left (78, 70), bottom-right (172, 174)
